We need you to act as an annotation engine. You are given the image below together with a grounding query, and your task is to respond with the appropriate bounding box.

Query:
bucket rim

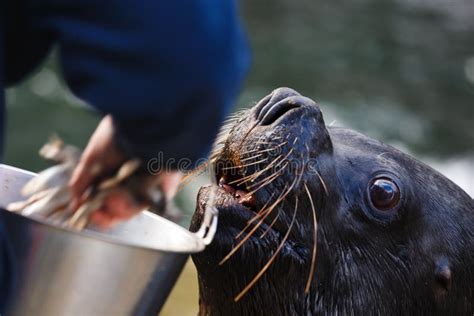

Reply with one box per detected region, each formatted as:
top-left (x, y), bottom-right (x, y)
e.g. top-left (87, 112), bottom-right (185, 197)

top-left (0, 164), bottom-right (206, 254)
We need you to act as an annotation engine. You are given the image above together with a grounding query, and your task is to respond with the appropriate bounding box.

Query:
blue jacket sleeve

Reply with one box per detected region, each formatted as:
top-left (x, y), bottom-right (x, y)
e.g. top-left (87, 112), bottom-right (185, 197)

top-left (31, 0), bottom-right (250, 169)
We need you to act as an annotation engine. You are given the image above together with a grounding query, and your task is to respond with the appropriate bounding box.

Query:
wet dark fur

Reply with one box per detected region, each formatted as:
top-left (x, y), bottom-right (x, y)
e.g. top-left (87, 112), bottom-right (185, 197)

top-left (190, 88), bottom-right (474, 315)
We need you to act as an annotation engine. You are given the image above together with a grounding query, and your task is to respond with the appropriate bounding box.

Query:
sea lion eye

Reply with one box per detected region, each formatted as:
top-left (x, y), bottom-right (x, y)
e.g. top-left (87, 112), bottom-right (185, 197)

top-left (368, 177), bottom-right (401, 211)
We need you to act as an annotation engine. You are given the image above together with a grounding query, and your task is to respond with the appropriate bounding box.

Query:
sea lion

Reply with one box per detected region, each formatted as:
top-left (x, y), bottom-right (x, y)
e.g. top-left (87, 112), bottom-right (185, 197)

top-left (190, 87), bottom-right (473, 315)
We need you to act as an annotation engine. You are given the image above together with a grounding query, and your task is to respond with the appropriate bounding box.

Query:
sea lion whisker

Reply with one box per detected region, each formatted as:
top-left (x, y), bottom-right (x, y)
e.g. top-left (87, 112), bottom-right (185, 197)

top-left (228, 169), bottom-right (275, 187)
top-left (233, 196), bottom-right (299, 302)
top-left (220, 180), bottom-right (296, 264)
top-left (237, 119), bottom-right (269, 149)
top-left (238, 141), bottom-right (288, 156)
top-left (234, 192), bottom-right (276, 240)
top-left (238, 150), bottom-right (261, 157)
top-left (238, 164), bottom-right (281, 188)
top-left (257, 149), bottom-right (293, 176)
top-left (242, 168), bottom-right (290, 204)
top-left (177, 177), bottom-right (200, 193)
top-left (249, 154), bottom-right (285, 176)
top-left (221, 157), bottom-right (269, 170)
top-left (255, 136), bottom-right (283, 144)
top-left (243, 149), bottom-right (293, 184)
top-left (226, 159), bottom-right (281, 186)
top-left (238, 149), bottom-right (259, 156)
top-left (227, 172), bottom-right (262, 186)
top-left (259, 210), bottom-right (280, 239)
top-left (219, 178), bottom-right (298, 265)
top-left (246, 170), bottom-right (281, 191)
top-left (255, 141), bottom-right (284, 147)
top-left (210, 123), bottom-right (235, 159)
top-left (239, 154), bottom-right (264, 162)
top-left (316, 172), bottom-right (328, 196)
top-left (304, 183), bottom-right (318, 293)
top-left (240, 172), bottom-right (282, 209)
top-left (181, 161), bottom-right (209, 179)
top-left (178, 162), bottom-right (209, 189)
top-left (227, 155), bottom-right (285, 186)
top-left (308, 165), bottom-right (329, 196)
top-left (225, 189), bottom-right (287, 255)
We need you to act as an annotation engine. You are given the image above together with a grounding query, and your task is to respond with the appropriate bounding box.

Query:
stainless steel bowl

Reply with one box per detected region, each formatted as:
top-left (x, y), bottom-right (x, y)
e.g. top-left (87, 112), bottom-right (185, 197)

top-left (0, 164), bottom-right (217, 315)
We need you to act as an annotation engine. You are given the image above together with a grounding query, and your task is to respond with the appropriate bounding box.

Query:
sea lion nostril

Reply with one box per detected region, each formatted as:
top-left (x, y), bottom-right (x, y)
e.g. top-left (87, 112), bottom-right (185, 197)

top-left (254, 94), bottom-right (272, 120)
top-left (256, 87), bottom-right (301, 121)
top-left (259, 99), bottom-right (301, 125)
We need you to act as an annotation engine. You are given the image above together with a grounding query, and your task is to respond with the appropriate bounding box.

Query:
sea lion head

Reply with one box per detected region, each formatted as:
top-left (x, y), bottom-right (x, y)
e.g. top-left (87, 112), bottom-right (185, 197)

top-left (190, 87), bottom-right (474, 315)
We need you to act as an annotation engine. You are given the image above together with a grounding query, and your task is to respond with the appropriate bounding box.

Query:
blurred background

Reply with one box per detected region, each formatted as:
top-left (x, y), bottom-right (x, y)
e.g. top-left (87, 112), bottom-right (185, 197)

top-left (5, 0), bottom-right (473, 314)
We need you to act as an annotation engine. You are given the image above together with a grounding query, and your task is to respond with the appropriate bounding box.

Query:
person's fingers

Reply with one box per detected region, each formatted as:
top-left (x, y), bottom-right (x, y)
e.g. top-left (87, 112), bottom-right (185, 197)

top-left (89, 210), bottom-right (114, 229)
top-left (67, 115), bottom-right (185, 230)
top-left (68, 115), bottom-right (126, 210)
top-left (87, 194), bottom-right (142, 229)
top-left (68, 119), bottom-right (107, 205)
top-left (68, 157), bottom-right (101, 211)
top-left (69, 162), bottom-right (90, 210)
top-left (101, 191), bottom-right (144, 218)
top-left (82, 116), bottom-right (123, 168)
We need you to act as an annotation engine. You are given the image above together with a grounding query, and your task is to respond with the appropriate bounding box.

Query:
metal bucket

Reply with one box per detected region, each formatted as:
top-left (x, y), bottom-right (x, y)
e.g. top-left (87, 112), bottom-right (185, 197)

top-left (0, 164), bottom-right (217, 315)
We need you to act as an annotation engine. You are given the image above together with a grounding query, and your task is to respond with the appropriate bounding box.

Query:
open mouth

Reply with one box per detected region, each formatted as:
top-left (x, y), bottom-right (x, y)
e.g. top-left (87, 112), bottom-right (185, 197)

top-left (215, 160), bottom-right (257, 213)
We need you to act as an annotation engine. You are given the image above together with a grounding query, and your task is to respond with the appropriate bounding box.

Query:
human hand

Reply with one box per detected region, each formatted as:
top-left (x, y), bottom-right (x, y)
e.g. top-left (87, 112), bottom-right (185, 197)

top-left (69, 115), bottom-right (182, 229)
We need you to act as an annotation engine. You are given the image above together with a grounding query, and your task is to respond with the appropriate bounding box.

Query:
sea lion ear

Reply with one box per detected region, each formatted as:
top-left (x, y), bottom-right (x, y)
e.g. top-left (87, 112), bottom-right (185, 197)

top-left (433, 257), bottom-right (452, 302)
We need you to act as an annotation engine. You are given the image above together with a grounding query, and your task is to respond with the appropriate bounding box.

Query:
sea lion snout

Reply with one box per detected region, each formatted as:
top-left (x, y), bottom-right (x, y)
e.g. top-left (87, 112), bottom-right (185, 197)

top-left (254, 87), bottom-right (323, 127)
